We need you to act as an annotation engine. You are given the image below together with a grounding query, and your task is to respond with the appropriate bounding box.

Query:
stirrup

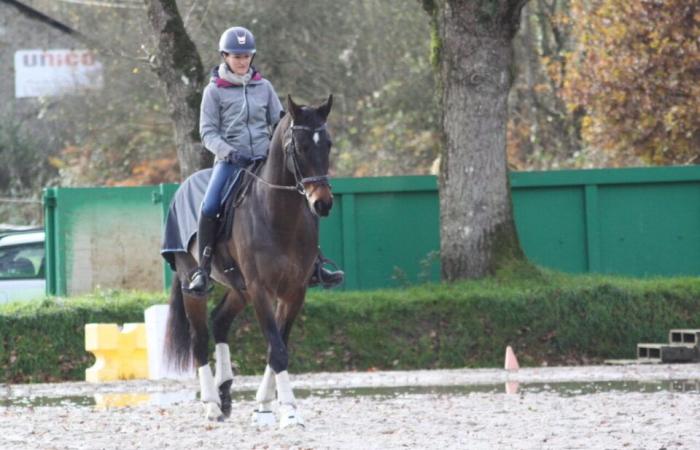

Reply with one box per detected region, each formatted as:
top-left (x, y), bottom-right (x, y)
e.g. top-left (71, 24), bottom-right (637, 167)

top-left (309, 255), bottom-right (344, 289)
top-left (320, 268), bottom-right (344, 289)
top-left (186, 269), bottom-right (213, 294)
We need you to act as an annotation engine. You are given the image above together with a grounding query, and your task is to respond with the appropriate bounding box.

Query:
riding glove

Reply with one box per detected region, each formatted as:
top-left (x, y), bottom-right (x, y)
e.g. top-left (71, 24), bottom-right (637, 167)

top-left (227, 151), bottom-right (251, 166)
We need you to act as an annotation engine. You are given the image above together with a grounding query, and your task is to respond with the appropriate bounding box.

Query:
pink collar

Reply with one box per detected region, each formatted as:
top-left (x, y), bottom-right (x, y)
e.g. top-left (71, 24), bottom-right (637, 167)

top-left (216, 71), bottom-right (262, 88)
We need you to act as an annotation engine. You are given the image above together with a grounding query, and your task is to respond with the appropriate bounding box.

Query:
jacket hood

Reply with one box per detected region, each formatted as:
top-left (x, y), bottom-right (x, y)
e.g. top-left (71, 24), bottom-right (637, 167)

top-left (210, 65), bottom-right (263, 88)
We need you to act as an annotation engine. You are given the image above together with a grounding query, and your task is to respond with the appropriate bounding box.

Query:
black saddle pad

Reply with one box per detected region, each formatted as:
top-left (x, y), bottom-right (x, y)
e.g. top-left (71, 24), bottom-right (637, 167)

top-left (160, 168), bottom-right (241, 270)
top-left (160, 159), bottom-right (264, 271)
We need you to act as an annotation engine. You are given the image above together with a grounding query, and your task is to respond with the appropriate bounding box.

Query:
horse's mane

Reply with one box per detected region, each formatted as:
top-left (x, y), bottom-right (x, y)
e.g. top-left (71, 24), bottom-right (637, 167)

top-left (270, 112), bottom-right (292, 155)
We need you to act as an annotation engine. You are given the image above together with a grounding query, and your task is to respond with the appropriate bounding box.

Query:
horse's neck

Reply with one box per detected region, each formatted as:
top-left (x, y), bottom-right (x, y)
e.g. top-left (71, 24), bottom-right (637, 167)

top-left (261, 129), bottom-right (295, 188)
top-left (255, 128), bottom-right (308, 228)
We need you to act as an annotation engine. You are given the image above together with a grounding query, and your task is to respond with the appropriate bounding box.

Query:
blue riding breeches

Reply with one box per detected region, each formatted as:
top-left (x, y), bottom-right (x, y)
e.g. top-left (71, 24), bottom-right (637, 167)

top-left (200, 160), bottom-right (243, 218)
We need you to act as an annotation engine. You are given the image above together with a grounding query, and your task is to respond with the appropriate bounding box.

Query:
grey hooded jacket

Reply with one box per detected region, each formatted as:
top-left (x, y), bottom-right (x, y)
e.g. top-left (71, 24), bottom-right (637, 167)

top-left (199, 68), bottom-right (284, 162)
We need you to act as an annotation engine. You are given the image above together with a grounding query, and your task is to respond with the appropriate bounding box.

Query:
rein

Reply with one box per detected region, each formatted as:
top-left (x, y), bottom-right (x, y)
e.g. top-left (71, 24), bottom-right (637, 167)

top-left (243, 122), bottom-right (331, 195)
top-left (241, 168), bottom-right (298, 192)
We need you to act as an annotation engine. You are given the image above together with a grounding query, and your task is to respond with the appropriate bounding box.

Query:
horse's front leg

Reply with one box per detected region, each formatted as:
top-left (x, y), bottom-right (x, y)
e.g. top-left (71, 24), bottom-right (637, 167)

top-left (275, 298), bottom-right (305, 428)
top-left (251, 290), bottom-right (305, 429)
top-left (184, 293), bottom-right (224, 422)
top-left (251, 364), bottom-right (277, 427)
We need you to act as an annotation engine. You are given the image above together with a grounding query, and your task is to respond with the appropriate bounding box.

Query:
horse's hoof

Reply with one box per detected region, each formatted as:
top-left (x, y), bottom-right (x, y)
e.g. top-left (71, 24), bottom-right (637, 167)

top-left (251, 409), bottom-right (277, 427)
top-left (205, 402), bottom-right (225, 422)
top-left (219, 380), bottom-right (232, 418)
top-left (278, 404), bottom-right (304, 429)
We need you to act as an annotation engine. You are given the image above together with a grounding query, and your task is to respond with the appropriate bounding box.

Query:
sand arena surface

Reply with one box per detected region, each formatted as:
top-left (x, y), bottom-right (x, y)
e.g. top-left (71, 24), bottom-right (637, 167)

top-left (1, 364), bottom-right (699, 449)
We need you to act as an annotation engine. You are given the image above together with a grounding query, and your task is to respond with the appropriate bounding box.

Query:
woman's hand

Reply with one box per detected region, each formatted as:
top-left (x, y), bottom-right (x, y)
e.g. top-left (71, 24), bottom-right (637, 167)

top-left (226, 151), bottom-right (251, 166)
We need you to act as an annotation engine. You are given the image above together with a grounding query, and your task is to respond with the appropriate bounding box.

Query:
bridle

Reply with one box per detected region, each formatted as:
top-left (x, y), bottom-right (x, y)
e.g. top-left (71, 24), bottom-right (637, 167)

top-left (243, 121), bottom-right (331, 196)
top-left (284, 123), bottom-right (331, 194)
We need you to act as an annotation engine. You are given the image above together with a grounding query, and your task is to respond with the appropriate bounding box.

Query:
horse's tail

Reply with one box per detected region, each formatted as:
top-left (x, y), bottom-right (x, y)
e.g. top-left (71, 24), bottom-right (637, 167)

top-left (164, 275), bottom-right (193, 371)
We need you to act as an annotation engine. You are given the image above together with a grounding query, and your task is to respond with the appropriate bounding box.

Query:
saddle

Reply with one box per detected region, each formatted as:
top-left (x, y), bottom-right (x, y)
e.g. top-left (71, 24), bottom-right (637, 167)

top-left (214, 158), bottom-right (266, 291)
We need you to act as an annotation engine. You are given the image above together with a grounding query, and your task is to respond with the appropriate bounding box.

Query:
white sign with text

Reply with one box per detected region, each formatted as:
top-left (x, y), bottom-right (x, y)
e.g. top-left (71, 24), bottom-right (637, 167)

top-left (14, 49), bottom-right (103, 98)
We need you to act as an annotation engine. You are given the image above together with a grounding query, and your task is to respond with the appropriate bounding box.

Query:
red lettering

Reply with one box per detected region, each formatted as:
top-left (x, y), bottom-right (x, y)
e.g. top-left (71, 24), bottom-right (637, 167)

top-left (19, 50), bottom-right (99, 68)
top-left (66, 52), bottom-right (78, 66)
top-left (81, 52), bottom-right (95, 66)
top-left (41, 53), bottom-right (54, 66)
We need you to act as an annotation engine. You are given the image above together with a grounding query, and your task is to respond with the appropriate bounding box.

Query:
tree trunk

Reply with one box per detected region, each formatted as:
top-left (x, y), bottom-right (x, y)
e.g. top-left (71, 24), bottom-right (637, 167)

top-left (425, 0), bottom-right (528, 280)
top-left (144, 0), bottom-right (210, 179)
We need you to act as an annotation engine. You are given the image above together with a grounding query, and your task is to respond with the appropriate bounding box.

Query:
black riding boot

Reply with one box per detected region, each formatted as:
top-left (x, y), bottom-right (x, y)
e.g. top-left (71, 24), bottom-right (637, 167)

top-left (308, 253), bottom-right (344, 289)
top-left (187, 214), bottom-right (219, 294)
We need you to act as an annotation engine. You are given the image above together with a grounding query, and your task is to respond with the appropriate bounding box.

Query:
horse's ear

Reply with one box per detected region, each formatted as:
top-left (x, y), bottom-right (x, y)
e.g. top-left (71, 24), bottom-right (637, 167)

top-left (317, 94), bottom-right (333, 120)
top-left (287, 95), bottom-right (303, 121)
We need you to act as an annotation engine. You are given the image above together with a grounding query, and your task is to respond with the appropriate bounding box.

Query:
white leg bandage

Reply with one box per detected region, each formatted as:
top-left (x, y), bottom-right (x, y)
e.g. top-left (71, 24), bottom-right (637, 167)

top-left (275, 370), bottom-right (296, 406)
top-left (255, 365), bottom-right (277, 408)
top-left (214, 343), bottom-right (234, 387)
top-left (198, 365), bottom-right (220, 405)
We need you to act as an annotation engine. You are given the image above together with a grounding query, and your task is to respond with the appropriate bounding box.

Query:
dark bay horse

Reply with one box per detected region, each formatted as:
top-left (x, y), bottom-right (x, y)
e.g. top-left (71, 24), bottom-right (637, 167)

top-left (165, 95), bottom-right (334, 426)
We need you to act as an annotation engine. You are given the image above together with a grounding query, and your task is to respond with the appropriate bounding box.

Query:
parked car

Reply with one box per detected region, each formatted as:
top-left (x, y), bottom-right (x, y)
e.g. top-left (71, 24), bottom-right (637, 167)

top-left (0, 229), bottom-right (45, 304)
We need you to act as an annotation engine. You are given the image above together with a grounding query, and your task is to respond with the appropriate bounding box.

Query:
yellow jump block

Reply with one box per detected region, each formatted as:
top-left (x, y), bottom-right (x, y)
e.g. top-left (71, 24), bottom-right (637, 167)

top-left (85, 323), bottom-right (149, 382)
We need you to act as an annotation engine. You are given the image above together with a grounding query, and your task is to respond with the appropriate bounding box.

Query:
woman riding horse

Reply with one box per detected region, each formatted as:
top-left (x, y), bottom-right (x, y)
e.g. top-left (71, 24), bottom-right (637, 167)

top-left (164, 25), bottom-right (341, 425)
top-left (189, 26), bottom-right (343, 294)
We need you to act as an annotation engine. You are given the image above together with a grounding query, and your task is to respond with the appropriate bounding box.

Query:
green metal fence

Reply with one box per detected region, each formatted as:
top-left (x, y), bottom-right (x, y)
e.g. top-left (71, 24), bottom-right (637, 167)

top-left (45, 165), bottom-right (700, 295)
top-left (511, 165), bottom-right (700, 276)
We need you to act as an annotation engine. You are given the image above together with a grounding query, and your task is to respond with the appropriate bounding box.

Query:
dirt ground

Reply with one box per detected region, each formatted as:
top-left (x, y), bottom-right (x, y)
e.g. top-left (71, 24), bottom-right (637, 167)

top-left (1, 363), bottom-right (699, 449)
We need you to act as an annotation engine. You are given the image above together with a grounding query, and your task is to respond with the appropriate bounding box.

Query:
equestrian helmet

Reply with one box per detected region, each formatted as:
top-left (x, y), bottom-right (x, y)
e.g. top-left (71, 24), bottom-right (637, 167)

top-left (219, 26), bottom-right (256, 55)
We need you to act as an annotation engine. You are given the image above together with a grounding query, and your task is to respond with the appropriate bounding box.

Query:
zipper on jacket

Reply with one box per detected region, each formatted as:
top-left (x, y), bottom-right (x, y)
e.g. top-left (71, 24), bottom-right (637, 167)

top-left (245, 85), bottom-right (254, 151)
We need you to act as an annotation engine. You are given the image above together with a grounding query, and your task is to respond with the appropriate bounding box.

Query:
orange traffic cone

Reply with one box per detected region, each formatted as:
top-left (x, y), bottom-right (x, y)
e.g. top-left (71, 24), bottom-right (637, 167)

top-left (504, 345), bottom-right (520, 371)
top-left (505, 380), bottom-right (520, 394)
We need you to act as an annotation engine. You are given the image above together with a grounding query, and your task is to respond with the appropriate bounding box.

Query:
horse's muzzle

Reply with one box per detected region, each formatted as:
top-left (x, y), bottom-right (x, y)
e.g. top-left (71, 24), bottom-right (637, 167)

top-left (306, 184), bottom-right (333, 217)
top-left (314, 198), bottom-right (333, 217)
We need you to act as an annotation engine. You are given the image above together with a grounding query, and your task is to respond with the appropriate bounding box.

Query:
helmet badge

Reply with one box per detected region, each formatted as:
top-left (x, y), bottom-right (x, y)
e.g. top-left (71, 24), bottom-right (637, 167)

top-left (237, 33), bottom-right (246, 45)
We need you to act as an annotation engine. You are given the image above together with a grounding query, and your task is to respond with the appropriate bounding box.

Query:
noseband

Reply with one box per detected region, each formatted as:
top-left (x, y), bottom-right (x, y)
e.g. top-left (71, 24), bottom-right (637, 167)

top-left (283, 123), bottom-right (331, 195)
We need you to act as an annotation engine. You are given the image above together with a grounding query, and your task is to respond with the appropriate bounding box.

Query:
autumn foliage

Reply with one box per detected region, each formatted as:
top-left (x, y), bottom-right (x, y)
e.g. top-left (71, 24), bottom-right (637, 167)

top-left (111, 158), bottom-right (180, 187)
top-left (563, 0), bottom-right (700, 164)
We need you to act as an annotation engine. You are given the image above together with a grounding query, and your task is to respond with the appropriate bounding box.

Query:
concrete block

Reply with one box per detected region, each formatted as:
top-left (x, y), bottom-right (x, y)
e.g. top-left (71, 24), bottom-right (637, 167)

top-left (637, 343), bottom-right (698, 363)
top-left (668, 329), bottom-right (700, 346)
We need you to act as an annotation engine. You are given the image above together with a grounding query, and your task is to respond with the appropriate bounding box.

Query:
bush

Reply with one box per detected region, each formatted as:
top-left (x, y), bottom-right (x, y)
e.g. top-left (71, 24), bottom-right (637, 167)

top-left (2, 272), bottom-right (699, 383)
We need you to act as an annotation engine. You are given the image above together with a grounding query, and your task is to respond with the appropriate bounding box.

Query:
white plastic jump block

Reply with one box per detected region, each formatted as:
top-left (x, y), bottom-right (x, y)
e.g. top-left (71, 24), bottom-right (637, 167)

top-left (85, 323), bottom-right (148, 382)
top-left (144, 304), bottom-right (195, 380)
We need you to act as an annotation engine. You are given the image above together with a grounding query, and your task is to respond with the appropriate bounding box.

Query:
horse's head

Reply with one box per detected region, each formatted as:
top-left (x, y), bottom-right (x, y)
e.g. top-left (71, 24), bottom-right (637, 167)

top-left (284, 94), bottom-right (334, 217)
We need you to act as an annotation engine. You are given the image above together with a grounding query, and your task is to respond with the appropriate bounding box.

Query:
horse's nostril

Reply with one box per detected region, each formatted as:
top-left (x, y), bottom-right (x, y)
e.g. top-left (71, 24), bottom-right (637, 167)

top-left (314, 200), bottom-right (331, 217)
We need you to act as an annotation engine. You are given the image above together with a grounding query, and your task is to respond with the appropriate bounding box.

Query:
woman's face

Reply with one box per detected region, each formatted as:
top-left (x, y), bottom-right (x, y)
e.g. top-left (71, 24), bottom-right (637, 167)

top-left (224, 53), bottom-right (253, 76)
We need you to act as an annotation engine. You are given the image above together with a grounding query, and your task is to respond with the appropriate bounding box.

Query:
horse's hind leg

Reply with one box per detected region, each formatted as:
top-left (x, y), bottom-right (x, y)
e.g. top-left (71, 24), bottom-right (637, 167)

top-left (211, 289), bottom-right (246, 418)
top-left (168, 256), bottom-right (223, 422)
top-left (181, 290), bottom-right (224, 421)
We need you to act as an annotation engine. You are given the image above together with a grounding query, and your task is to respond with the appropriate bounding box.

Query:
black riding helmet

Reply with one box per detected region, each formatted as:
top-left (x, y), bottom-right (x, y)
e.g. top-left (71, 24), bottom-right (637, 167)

top-left (219, 26), bottom-right (256, 55)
